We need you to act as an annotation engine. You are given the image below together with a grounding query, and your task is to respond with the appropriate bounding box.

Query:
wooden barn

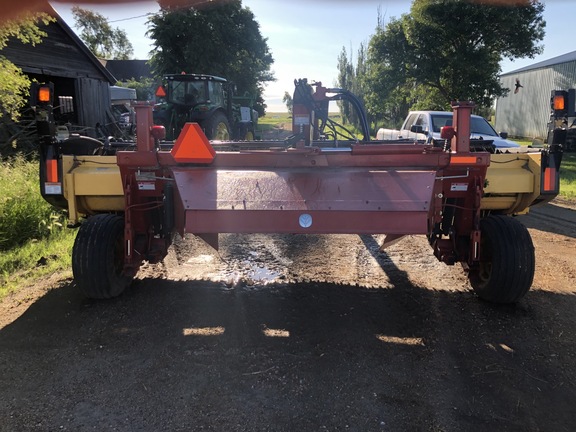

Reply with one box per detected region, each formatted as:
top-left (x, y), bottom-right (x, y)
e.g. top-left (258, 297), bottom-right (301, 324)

top-left (1, 6), bottom-right (117, 137)
top-left (495, 51), bottom-right (576, 140)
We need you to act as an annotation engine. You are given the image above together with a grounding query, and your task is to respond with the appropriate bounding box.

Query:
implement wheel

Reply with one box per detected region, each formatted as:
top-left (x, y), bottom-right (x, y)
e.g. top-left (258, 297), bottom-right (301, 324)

top-left (468, 215), bottom-right (535, 304)
top-left (72, 214), bottom-right (132, 299)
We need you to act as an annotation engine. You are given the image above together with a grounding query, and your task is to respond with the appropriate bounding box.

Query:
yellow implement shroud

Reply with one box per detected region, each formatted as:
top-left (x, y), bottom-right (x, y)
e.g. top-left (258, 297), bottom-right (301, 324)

top-left (61, 151), bottom-right (552, 225)
top-left (481, 152), bottom-right (550, 214)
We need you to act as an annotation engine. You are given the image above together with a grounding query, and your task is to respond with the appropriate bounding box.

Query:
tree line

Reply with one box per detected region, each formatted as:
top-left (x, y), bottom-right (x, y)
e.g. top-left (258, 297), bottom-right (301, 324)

top-left (335, 0), bottom-right (545, 132)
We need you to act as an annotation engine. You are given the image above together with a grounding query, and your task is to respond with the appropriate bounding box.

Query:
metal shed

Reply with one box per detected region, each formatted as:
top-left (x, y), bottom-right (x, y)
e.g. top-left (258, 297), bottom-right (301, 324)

top-left (495, 51), bottom-right (576, 140)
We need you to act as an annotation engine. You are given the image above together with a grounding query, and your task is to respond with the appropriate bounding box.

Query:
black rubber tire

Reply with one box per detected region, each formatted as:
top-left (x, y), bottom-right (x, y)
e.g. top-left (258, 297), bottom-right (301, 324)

top-left (72, 214), bottom-right (132, 299)
top-left (468, 215), bottom-right (535, 304)
top-left (234, 122), bottom-right (255, 140)
top-left (204, 111), bottom-right (231, 140)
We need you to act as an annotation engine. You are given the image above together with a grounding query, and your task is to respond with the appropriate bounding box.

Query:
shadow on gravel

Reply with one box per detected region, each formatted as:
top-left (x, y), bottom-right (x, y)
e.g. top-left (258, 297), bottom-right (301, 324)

top-left (517, 203), bottom-right (576, 238)
top-left (1, 270), bottom-right (575, 431)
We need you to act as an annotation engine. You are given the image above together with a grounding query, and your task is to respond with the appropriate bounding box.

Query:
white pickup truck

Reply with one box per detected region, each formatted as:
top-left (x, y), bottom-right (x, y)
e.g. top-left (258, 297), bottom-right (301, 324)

top-left (376, 110), bottom-right (520, 149)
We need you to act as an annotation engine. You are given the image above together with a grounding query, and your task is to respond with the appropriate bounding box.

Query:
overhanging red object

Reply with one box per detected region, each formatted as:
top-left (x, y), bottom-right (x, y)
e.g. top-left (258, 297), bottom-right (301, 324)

top-left (171, 123), bottom-right (216, 163)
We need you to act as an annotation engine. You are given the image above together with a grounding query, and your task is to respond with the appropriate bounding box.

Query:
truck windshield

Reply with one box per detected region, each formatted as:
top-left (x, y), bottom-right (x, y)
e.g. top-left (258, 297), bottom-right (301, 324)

top-left (430, 114), bottom-right (453, 132)
top-left (431, 113), bottom-right (498, 136)
top-left (470, 117), bottom-right (498, 136)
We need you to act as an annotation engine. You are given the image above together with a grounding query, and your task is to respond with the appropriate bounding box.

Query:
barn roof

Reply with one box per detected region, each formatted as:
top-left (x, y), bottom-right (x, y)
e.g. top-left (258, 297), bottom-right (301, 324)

top-left (1, 4), bottom-right (117, 84)
top-left (50, 6), bottom-right (117, 84)
top-left (103, 60), bottom-right (153, 81)
top-left (501, 50), bottom-right (576, 76)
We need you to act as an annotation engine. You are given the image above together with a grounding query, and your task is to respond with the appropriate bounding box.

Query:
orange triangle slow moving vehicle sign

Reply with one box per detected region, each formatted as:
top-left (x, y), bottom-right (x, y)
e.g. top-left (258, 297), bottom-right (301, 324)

top-left (171, 123), bottom-right (216, 163)
top-left (155, 85), bottom-right (167, 98)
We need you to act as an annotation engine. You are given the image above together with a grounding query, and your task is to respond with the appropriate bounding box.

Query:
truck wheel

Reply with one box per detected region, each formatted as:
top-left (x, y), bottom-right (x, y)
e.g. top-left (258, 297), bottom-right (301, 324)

top-left (468, 215), bottom-right (535, 304)
top-left (72, 214), bottom-right (132, 299)
top-left (204, 112), bottom-right (231, 140)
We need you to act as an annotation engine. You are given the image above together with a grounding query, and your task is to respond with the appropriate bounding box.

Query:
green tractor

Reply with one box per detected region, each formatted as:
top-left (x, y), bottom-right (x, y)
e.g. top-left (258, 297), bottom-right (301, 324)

top-left (153, 74), bottom-right (258, 141)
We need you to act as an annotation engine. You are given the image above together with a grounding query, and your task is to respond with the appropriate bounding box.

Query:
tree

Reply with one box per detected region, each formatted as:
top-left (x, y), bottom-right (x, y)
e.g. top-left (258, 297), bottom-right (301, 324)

top-left (0, 12), bottom-right (53, 122)
top-left (282, 91), bottom-right (293, 115)
top-left (367, 0), bottom-right (545, 117)
top-left (336, 46), bottom-right (355, 125)
top-left (121, 77), bottom-right (156, 101)
top-left (336, 42), bottom-right (382, 134)
top-left (147, 0), bottom-right (274, 114)
top-left (71, 6), bottom-right (134, 59)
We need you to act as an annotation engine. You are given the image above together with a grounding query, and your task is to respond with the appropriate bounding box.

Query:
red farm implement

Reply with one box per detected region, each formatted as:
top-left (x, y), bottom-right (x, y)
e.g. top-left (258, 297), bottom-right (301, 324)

top-left (33, 79), bottom-right (563, 303)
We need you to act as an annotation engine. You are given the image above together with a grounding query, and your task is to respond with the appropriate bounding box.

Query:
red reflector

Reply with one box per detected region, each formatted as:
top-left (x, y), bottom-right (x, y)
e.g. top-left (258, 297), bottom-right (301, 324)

top-left (440, 126), bottom-right (455, 140)
top-left (151, 125), bottom-right (166, 141)
top-left (171, 123), bottom-right (216, 163)
top-left (543, 167), bottom-right (556, 192)
top-left (38, 87), bottom-right (51, 103)
top-left (450, 156), bottom-right (478, 165)
top-left (553, 95), bottom-right (565, 111)
top-left (155, 85), bottom-right (166, 98)
top-left (46, 159), bottom-right (58, 182)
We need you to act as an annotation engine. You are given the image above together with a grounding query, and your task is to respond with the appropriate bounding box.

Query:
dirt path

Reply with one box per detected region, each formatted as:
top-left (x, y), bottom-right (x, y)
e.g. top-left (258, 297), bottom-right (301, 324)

top-left (1, 200), bottom-right (575, 431)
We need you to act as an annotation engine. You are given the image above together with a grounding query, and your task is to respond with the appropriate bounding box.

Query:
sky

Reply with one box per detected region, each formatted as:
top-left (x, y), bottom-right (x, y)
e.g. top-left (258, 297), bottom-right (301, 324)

top-left (53, 0), bottom-right (569, 112)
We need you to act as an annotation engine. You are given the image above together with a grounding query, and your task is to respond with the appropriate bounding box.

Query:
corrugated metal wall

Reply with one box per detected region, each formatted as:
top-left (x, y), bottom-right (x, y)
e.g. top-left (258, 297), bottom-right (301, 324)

top-left (495, 61), bottom-right (576, 139)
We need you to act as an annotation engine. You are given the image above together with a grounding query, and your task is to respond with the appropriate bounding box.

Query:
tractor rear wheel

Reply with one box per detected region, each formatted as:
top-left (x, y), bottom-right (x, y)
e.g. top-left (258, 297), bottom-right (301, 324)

top-left (204, 112), bottom-right (231, 140)
top-left (468, 215), bottom-right (535, 304)
top-left (72, 214), bottom-right (132, 299)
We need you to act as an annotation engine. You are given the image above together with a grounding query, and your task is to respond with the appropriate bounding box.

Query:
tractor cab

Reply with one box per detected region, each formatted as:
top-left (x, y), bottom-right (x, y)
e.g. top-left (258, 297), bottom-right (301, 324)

top-left (162, 74), bottom-right (226, 109)
top-left (153, 74), bottom-right (231, 140)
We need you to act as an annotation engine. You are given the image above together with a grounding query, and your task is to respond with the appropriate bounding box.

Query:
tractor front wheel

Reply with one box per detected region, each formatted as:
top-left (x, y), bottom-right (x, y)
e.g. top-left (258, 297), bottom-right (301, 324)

top-left (72, 214), bottom-right (132, 299)
top-left (468, 215), bottom-right (535, 304)
top-left (235, 122), bottom-right (255, 140)
top-left (204, 112), bottom-right (231, 140)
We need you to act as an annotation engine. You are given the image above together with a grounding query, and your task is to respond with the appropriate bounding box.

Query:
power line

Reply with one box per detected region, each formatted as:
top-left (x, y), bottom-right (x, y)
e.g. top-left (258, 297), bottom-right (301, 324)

top-left (109, 13), bottom-right (153, 23)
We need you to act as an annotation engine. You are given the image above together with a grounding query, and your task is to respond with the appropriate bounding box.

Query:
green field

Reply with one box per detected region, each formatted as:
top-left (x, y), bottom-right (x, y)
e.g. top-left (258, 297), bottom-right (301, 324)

top-left (257, 112), bottom-right (291, 127)
top-left (257, 112), bottom-right (347, 137)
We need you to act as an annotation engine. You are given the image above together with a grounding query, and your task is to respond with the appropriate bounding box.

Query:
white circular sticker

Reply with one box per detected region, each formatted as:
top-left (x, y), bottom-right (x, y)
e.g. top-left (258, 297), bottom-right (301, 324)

top-left (299, 213), bottom-right (312, 228)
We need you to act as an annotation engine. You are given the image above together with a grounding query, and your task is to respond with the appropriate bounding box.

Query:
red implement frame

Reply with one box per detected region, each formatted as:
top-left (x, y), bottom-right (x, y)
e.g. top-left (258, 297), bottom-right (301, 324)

top-left (117, 95), bottom-right (488, 277)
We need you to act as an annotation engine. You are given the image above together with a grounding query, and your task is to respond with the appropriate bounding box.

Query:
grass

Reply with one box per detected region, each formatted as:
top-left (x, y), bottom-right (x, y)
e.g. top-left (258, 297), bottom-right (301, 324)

top-left (0, 157), bottom-right (63, 250)
top-left (0, 157), bottom-right (75, 299)
top-left (560, 153), bottom-right (576, 198)
top-left (258, 112), bottom-right (292, 127)
top-left (0, 229), bottom-right (75, 298)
